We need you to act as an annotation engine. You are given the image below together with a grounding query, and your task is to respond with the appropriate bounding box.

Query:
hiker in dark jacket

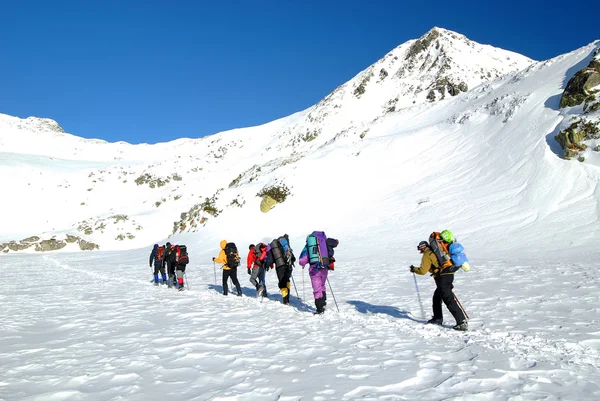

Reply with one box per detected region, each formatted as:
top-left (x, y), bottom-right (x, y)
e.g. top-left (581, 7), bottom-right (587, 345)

top-left (149, 244), bottom-right (167, 285)
top-left (163, 242), bottom-right (176, 288)
top-left (271, 235), bottom-right (296, 304)
top-left (411, 241), bottom-right (468, 331)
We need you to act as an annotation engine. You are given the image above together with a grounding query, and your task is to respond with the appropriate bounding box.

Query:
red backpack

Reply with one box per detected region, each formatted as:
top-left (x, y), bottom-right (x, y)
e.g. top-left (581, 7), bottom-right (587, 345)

top-left (156, 245), bottom-right (165, 261)
top-left (175, 245), bottom-right (189, 265)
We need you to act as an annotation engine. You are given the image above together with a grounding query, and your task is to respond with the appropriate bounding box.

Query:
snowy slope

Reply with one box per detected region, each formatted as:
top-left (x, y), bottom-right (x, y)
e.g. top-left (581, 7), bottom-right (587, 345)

top-left (1, 27), bottom-right (600, 401)
top-left (1, 32), bottom-right (597, 260)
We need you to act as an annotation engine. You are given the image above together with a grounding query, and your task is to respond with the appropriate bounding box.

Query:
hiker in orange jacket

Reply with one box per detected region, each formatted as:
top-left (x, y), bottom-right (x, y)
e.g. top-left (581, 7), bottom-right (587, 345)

top-left (213, 240), bottom-right (242, 296)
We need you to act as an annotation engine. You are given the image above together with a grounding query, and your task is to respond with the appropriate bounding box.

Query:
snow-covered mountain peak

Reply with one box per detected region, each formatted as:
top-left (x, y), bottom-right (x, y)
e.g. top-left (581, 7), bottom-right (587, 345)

top-left (0, 114), bottom-right (65, 134)
top-left (275, 27), bottom-right (534, 155)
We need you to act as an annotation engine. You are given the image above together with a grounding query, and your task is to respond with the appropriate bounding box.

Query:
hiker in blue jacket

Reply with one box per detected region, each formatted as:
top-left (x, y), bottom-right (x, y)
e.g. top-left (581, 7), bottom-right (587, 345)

top-left (149, 244), bottom-right (167, 285)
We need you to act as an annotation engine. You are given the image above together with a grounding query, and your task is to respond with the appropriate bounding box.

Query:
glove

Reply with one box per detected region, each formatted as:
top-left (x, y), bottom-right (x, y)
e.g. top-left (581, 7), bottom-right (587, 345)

top-left (212, 257), bottom-right (215, 261)
top-left (247, 268), bottom-right (251, 275)
top-left (410, 265), bottom-right (416, 273)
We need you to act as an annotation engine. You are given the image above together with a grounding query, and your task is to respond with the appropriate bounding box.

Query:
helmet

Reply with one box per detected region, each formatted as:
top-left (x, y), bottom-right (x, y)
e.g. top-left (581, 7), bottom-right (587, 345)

top-left (166, 242), bottom-right (171, 247)
top-left (440, 230), bottom-right (454, 243)
top-left (417, 241), bottom-right (429, 252)
top-left (249, 244), bottom-right (255, 250)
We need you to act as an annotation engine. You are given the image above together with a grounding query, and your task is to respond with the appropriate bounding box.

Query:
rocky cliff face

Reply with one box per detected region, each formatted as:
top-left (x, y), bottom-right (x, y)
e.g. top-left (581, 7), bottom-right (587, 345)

top-left (556, 49), bottom-right (600, 160)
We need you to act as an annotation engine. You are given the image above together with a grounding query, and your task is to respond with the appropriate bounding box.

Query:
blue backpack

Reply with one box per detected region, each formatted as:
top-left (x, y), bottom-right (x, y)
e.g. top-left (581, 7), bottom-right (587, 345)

top-left (449, 243), bottom-right (468, 267)
top-left (279, 237), bottom-right (291, 255)
top-left (306, 233), bottom-right (320, 264)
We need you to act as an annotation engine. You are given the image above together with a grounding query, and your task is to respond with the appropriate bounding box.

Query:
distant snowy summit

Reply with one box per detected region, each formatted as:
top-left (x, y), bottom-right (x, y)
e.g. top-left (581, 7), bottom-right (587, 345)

top-left (0, 114), bottom-right (65, 134)
top-left (296, 27), bottom-right (533, 128)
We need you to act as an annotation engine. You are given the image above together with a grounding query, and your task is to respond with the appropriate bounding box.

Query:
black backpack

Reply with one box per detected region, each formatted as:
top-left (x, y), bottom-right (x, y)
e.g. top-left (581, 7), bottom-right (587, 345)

top-left (224, 242), bottom-right (240, 268)
top-left (176, 245), bottom-right (189, 265)
top-left (253, 242), bottom-right (266, 265)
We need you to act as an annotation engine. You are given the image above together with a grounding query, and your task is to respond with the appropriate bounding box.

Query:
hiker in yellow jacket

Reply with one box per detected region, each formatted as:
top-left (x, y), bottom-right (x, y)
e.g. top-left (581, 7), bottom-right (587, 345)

top-left (213, 240), bottom-right (242, 296)
top-left (411, 241), bottom-right (467, 331)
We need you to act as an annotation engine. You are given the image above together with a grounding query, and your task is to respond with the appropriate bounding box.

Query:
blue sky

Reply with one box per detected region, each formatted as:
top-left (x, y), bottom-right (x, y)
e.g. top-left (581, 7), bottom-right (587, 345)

top-left (1, 0), bottom-right (598, 144)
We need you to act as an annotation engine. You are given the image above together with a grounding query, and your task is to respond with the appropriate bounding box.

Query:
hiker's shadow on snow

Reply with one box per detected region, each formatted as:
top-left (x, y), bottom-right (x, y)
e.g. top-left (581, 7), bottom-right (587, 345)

top-left (347, 300), bottom-right (420, 322)
top-left (206, 284), bottom-right (313, 312)
top-left (207, 284), bottom-right (256, 296)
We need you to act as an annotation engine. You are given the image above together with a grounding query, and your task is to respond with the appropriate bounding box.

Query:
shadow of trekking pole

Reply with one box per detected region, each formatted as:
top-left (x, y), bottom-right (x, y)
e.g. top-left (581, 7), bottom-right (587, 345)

top-left (413, 272), bottom-right (425, 319)
top-left (326, 277), bottom-right (339, 312)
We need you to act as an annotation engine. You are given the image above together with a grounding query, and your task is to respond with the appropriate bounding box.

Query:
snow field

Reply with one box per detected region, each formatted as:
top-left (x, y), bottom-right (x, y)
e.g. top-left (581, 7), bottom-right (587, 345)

top-left (1, 250), bottom-right (599, 400)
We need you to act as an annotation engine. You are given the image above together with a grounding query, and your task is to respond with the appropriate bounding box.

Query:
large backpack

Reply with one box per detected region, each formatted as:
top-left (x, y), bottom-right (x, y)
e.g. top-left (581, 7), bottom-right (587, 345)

top-left (429, 231), bottom-right (466, 273)
top-left (271, 236), bottom-right (294, 268)
top-left (224, 242), bottom-right (240, 268)
top-left (175, 245), bottom-right (189, 265)
top-left (253, 242), bottom-right (265, 263)
top-left (156, 245), bottom-right (165, 261)
top-left (306, 231), bottom-right (329, 269)
top-left (278, 236), bottom-right (295, 265)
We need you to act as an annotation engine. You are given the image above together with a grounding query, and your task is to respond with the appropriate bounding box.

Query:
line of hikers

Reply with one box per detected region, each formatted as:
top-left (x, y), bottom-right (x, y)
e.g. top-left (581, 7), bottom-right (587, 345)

top-left (211, 231), bottom-right (339, 314)
top-left (149, 242), bottom-right (189, 290)
top-left (148, 229), bottom-right (471, 328)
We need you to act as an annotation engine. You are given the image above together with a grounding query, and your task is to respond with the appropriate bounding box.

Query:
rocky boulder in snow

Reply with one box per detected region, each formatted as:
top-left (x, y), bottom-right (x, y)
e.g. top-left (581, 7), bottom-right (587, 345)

top-left (560, 55), bottom-right (600, 108)
top-left (35, 238), bottom-right (67, 252)
top-left (78, 238), bottom-right (99, 250)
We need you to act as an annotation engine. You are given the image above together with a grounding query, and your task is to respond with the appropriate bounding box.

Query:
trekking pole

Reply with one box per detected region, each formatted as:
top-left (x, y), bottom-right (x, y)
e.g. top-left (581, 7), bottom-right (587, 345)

top-left (213, 260), bottom-right (217, 286)
top-left (290, 273), bottom-right (299, 298)
top-left (184, 272), bottom-right (190, 290)
top-left (326, 277), bottom-right (339, 312)
top-left (454, 293), bottom-right (469, 320)
top-left (412, 272), bottom-right (426, 320)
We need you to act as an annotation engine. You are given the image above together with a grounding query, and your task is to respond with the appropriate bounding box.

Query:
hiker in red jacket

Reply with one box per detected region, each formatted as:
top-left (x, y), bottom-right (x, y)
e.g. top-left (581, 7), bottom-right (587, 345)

top-left (247, 243), bottom-right (269, 297)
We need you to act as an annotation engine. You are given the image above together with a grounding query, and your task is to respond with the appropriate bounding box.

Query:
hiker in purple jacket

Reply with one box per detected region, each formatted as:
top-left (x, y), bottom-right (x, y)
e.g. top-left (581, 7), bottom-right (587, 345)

top-left (299, 231), bottom-right (339, 314)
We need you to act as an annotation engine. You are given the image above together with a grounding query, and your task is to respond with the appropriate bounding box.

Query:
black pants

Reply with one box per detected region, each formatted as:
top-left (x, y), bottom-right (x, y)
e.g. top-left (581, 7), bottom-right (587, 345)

top-left (223, 268), bottom-right (241, 295)
top-left (165, 260), bottom-right (175, 277)
top-left (432, 274), bottom-right (466, 323)
top-left (275, 265), bottom-right (292, 290)
top-left (153, 262), bottom-right (165, 275)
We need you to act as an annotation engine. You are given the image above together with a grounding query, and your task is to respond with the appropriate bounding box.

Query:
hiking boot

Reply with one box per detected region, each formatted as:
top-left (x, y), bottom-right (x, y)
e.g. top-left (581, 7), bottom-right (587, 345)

top-left (452, 321), bottom-right (468, 331)
top-left (427, 318), bottom-right (443, 326)
top-left (314, 298), bottom-right (325, 314)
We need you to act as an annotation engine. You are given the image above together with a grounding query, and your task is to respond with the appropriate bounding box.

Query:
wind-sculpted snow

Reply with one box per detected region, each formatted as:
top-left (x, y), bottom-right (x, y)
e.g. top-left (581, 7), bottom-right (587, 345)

top-left (1, 252), bottom-right (599, 400)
